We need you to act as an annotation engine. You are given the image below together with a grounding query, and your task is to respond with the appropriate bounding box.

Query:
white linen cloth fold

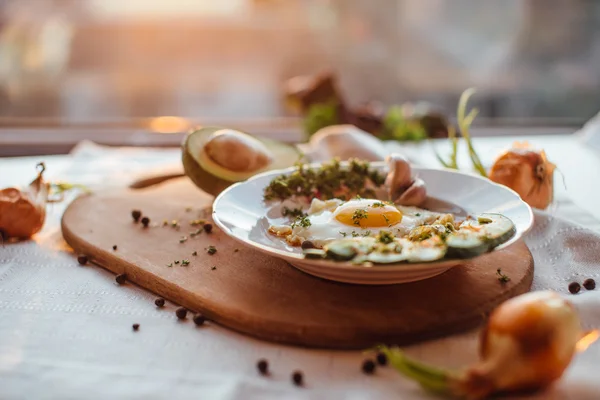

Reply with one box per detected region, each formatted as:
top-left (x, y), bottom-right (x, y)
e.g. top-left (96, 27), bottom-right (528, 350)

top-left (0, 141), bottom-right (599, 400)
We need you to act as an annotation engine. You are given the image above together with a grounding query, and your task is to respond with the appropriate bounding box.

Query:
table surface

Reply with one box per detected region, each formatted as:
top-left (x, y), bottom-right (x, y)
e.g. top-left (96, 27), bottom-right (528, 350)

top-left (1, 132), bottom-right (600, 399)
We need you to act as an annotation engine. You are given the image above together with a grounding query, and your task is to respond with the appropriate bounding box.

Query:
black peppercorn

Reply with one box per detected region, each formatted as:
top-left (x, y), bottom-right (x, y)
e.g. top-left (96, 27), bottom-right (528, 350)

top-left (112, 245), bottom-right (118, 251)
top-left (155, 298), bottom-right (165, 307)
top-left (131, 210), bottom-right (142, 222)
top-left (176, 307), bottom-right (188, 319)
top-left (77, 255), bottom-right (88, 265)
top-left (115, 273), bottom-right (127, 284)
top-left (568, 282), bottom-right (581, 294)
top-left (376, 352), bottom-right (388, 366)
top-left (362, 359), bottom-right (376, 374)
top-left (203, 223), bottom-right (213, 233)
top-left (256, 359), bottom-right (268, 375)
top-left (132, 323), bottom-right (140, 331)
top-left (301, 240), bottom-right (315, 250)
top-left (583, 278), bottom-right (596, 290)
top-left (193, 314), bottom-right (206, 326)
top-left (141, 217), bottom-right (150, 228)
top-left (292, 371), bottom-right (303, 386)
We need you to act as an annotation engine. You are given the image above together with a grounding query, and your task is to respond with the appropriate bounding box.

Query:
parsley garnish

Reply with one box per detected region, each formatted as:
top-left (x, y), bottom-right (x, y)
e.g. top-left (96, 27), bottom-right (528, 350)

top-left (351, 231), bottom-right (360, 237)
top-left (362, 230), bottom-right (372, 237)
top-left (382, 214), bottom-right (390, 226)
top-left (377, 231), bottom-right (395, 244)
top-left (371, 202), bottom-right (386, 208)
top-left (496, 268), bottom-right (510, 283)
top-left (339, 231), bottom-right (347, 237)
top-left (206, 246), bottom-right (217, 255)
top-left (352, 209), bottom-right (368, 226)
top-left (291, 215), bottom-right (311, 228)
top-left (181, 259), bottom-right (190, 266)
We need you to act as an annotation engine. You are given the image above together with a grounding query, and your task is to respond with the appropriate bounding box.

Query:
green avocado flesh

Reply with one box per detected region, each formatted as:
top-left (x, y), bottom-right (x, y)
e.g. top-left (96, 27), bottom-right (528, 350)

top-left (182, 127), bottom-right (300, 196)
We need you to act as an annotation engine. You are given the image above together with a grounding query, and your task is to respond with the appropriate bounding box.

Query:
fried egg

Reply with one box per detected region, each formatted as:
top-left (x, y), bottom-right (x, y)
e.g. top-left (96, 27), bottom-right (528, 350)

top-left (284, 198), bottom-right (439, 247)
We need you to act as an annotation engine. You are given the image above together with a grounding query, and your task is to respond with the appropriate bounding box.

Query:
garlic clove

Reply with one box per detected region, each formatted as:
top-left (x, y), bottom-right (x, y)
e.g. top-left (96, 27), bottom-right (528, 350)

top-left (397, 179), bottom-right (427, 206)
top-left (300, 124), bottom-right (388, 162)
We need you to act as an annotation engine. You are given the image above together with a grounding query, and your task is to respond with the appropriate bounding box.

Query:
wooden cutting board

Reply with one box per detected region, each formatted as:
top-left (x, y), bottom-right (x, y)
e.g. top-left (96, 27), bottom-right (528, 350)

top-left (61, 178), bottom-right (534, 349)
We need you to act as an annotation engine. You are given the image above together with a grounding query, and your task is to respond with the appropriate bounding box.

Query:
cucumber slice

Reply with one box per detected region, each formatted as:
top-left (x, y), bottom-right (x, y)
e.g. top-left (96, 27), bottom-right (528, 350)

top-left (446, 213), bottom-right (516, 259)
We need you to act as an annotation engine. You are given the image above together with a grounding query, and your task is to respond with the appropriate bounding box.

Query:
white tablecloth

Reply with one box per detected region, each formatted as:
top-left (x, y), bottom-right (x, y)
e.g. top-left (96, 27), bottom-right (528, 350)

top-left (1, 136), bottom-right (600, 400)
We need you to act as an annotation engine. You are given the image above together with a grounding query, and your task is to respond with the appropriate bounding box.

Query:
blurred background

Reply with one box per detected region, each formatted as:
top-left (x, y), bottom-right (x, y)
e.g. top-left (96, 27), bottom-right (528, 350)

top-left (1, 0), bottom-right (600, 155)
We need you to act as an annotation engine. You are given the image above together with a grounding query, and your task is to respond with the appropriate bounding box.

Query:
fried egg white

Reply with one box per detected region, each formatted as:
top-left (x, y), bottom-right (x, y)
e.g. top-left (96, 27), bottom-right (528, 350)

top-left (290, 198), bottom-right (439, 247)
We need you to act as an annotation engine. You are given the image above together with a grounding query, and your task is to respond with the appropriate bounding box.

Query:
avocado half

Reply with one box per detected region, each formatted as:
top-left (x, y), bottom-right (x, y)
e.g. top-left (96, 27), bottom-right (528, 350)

top-left (182, 127), bottom-right (300, 196)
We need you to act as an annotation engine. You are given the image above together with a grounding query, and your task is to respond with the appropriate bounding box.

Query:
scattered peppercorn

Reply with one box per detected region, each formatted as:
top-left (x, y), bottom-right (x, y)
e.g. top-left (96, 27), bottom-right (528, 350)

top-left (174, 260), bottom-right (180, 264)
top-left (176, 307), bottom-right (188, 319)
top-left (207, 246), bottom-right (217, 255)
top-left (292, 371), bottom-right (303, 386)
top-left (376, 352), bottom-right (388, 366)
top-left (568, 282), bottom-right (581, 294)
top-left (155, 298), bottom-right (165, 307)
top-left (301, 240), bottom-right (315, 250)
top-left (132, 323), bottom-right (140, 331)
top-left (583, 278), bottom-right (596, 290)
top-left (362, 359), bottom-right (376, 374)
top-left (131, 210), bottom-right (142, 222)
top-left (496, 268), bottom-right (510, 283)
top-left (77, 255), bottom-right (88, 265)
top-left (193, 314), bottom-right (206, 326)
top-left (192, 251), bottom-right (198, 256)
top-left (211, 266), bottom-right (217, 270)
top-left (115, 273), bottom-right (127, 284)
top-left (141, 217), bottom-right (150, 228)
top-left (112, 245), bottom-right (118, 251)
top-left (203, 223), bottom-right (213, 233)
top-left (234, 248), bottom-right (239, 253)
top-left (256, 359), bottom-right (268, 375)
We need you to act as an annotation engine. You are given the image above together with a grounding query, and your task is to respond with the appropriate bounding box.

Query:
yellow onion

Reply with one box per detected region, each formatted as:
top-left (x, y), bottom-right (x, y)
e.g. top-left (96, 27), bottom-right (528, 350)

top-left (380, 291), bottom-right (597, 400)
top-left (489, 142), bottom-right (556, 209)
top-left (0, 163), bottom-right (49, 240)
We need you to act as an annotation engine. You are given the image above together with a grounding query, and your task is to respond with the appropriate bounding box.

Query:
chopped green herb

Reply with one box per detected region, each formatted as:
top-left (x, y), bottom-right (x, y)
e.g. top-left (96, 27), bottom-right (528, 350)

top-left (496, 268), bottom-right (510, 283)
top-left (291, 215), bottom-right (311, 229)
top-left (339, 231), bottom-right (347, 237)
top-left (162, 219), bottom-right (169, 226)
top-left (190, 219), bottom-right (205, 226)
top-left (371, 202), bottom-right (386, 208)
top-left (377, 231), bottom-right (395, 244)
top-left (181, 259), bottom-right (190, 266)
top-left (282, 207), bottom-right (306, 218)
top-left (382, 214), bottom-right (390, 226)
top-left (171, 220), bottom-right (179, 227)
top-left (478, 216), bottom-right (493, 224)
top-left (351, 231), bottom-right (360, 238)
top-left (352, 209), bottom-right (368, 226)
top-left (362, 230), bottom-right (372, 237)
top-left (190, 228), bottom-right (203, 237)
top-left (263, 158), bottom-right (386, 201)
top-left (192, 251), bottom-right (198, 256)
top-left (206, 246), bottom-right (217, 255)
top-left (179, 236), bottom-right (188, 243)
top-left (167, 263), bottom-right (173, 267)
top-left (415, 213), bottom-right (421, 217)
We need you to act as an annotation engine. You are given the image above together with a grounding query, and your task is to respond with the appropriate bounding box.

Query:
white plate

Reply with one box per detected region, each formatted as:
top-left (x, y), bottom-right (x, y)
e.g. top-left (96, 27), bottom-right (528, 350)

top-left (212, 163), bottom-right (534, 285)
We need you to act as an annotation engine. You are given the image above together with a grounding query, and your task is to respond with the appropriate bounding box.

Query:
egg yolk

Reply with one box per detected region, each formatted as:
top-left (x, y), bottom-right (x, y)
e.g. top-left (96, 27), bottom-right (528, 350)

top-left (334, 201), bottom-right (402, 228)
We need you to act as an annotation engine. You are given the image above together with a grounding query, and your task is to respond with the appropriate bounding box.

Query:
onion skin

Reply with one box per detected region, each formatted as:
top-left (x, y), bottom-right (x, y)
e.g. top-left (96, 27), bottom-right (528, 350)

top-left (489, 148), bottom-right (556, 210)
top-left (0, 164), bottom-right (48, 239)
top-left (381, 291), bottom-right (586, 400)
top-left (459, 291), bottom-right (582, 399)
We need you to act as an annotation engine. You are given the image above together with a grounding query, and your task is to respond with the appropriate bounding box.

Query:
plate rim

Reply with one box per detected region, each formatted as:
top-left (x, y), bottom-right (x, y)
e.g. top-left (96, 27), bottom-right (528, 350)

top-left (212, 162), bottom-right (534, 272)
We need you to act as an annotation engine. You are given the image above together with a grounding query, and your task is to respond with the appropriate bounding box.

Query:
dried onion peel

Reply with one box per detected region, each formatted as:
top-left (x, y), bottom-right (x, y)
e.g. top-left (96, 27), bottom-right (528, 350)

top-left (378, 291), bottom-right (594, 400)
top-left (489, 143), bottom-right (556, 210)
top-left (0, 163), bottom-right (49, 239)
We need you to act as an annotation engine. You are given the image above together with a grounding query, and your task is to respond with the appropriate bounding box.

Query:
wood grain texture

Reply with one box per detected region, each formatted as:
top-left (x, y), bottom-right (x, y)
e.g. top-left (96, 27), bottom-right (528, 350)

top-left (61, 178), bottom-right (534, 349)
